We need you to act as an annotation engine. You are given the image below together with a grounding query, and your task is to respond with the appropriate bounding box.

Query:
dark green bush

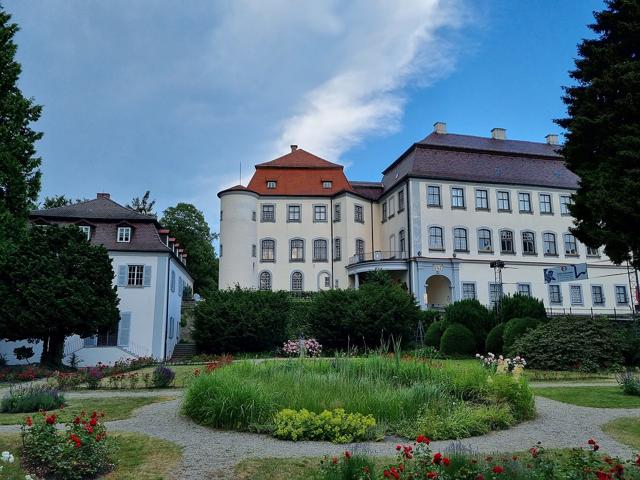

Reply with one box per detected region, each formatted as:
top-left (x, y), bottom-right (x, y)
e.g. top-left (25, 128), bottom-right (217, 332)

top-left (502, 317), bottom-right (540, 353)
top-left (306, 289), bottom-right (362, 349)
top-left (425, 320), bottom-right (446, 348)
top-left (616, 328), bottom-right (640, 366)
top-left (444, 299), bottom-right (492, 350)
top-left (485, 323), bottom-right (505, 354)
top-left (193, 288), bottom-right (291, 353)
top-left (510, 317), bottom-right (623, 372)
top-left (440, 324), bottom-right (476, 356)
top-left (287, 299), bottom-right (313, 338)
top-left (421, 309), bottom-right (442, 326)
top-left (498, 294), bottom-right (547, 323)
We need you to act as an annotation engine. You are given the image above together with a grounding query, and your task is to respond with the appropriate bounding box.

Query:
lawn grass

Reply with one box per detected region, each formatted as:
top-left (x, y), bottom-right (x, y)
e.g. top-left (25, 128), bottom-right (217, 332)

top-left (524, 370), bottom-right (615, 382)
top-left (234, 457), bottom-right (394, 480)
top-left (0, 432), bottom-right (181, 479)
top-left (0, 396), bottom-right (174, 425)
top-left (533, 386), bottom-right (640, 408)
top-left (602, 417), bottom-right (640, 450)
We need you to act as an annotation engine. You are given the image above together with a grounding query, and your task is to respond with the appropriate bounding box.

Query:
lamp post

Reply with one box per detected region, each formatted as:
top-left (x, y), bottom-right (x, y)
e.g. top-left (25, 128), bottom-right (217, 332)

top-left (490, 260), bottom-right (505, 318)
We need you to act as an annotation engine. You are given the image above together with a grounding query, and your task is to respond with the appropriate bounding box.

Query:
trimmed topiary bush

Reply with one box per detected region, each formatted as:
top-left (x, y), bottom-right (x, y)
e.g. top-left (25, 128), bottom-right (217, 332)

top-left (502, 317), bottom-right (540, 353)
top-left (510, 317), bottom-right (623, 372)
top-left (440, 324), bottom-right (476, 356)
top-left (498, 294), bottom-right (547, 323)
top-left (425, 320), bottom-right (446, 348)
top-left (444, 299), bottom-right (493, 350)
top-left (485, 323), bottom-right (505, 354)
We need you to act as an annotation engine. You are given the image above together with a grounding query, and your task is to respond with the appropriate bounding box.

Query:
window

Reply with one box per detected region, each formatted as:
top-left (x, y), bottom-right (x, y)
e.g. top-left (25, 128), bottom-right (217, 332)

top-left (451, 187), bottom-right (465, 208)
top-left (252, 211), bottom-right (256, 221)
top-left (616, 285), bottom-right (629, 305)
top-left (570, 285), bottom-right (583, 305)
top-left (334, 203), bottom-right (341, 222)
top-left (324, 275), bottom-right (331, 288)
top-left (291, 272), bottom-right (303, 291)
top-left (586, 246), bottom-right (599, 256)
top-left (497, 191), bottom-right (511, 211)
top-left (522, 231), bottom-right (536, 255)
top-left (322, 181), bottom-right (332, 189)
top-left (549, 284), bottom-right (562, 304)
top-left (117, 227), bottom-right (131, 243)
top-left (261, 204), bottom-right (275, 222)
top-left (382, 203), bottom-right (388, 222)
top-left (261, 239), bottom-right (275, 262)
top-left (79, 225), bottom-right (91, 240)
top-left (288, 205), bottom-right (301, 222)
top-left (500, 230), bottom-right (514, 253)
top-left (591, 285), bottom-right (605, 305)
top-left (429, 226), bottom-right (444, 250)
top-left (543, 232), bottom-right (557, 255)
top-left (427, 185), bottom-right (441, 206)
top-left (355, 239), bottom-right (365, 260)
top-left (388, 197), bottom-right (395, 217)
top-left (475, 189), bottom-right (489, 210)
top-left (539, 194), bottom-right (553, 214)
top-left (314, 205), bottom-right (327, 222)
top-left (219, 244), bottom-right (223, 257)
top-left (564, 233), bottom-right (578, 255)
top-left (170, 270), bottom-right (175, 292)
top-left (517, 284), bottom-right (531, 297)
top-left (251, 244), bottom-right (257, 258)
top-left (389, 234), bottom-right (396, 255)
top-left (462, 283), bottom-right (476, 300)
top-left (399, 230), bottom-right (406, 254)
top-left (127, 265), bottom-right (144, 286)
top-left (266, 180), bottom-right (277, 189)
top-left (220, 210), bottom-right (223, 221)
top-left (313, 239), bottom-right (328, 262)
top-left (489, 283), bottom-right (503, 307)
top-left (453, 228), bottom-right (468, 252)
top-left (398, 189), bottom-right (405, 212)
top-left (560, 195), bottom-right (572, 215)
top-left (478, 229), bottom-right (492, 252)
top-left (354, 204), bottom-right (364, 223)
top-left (334, 238), bottom-right (341, 261)
top-left (518, 193), bottom-right (532, 213)
top-left (259, 271), bottom-right (272, 291)
top-left (290, 239), bottom-right (304, 262)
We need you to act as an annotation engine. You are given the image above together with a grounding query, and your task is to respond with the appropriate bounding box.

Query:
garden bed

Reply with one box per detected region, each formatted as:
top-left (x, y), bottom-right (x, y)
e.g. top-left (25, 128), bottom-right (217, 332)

top-left (183, 356), bottom-right (535, 442)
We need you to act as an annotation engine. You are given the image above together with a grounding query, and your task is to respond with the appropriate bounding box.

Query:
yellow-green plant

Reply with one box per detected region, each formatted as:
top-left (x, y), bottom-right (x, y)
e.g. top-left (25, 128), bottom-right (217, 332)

top-left (273, 408), bottom-right (376, 443)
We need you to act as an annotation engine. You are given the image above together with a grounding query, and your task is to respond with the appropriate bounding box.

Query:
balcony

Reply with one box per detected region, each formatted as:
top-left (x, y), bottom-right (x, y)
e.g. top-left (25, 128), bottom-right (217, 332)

top-left (349, 250), bottom-right (408, 265)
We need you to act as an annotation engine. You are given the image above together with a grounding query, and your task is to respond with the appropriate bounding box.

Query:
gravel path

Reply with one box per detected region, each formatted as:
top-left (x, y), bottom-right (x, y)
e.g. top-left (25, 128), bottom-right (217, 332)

top-left (530, 381), bottom-right (617, 388)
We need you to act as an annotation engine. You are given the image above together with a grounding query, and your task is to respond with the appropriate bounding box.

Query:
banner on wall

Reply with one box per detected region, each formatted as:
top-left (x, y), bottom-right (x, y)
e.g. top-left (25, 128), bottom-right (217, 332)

top-left (543, 263), bottom-right (588, 284)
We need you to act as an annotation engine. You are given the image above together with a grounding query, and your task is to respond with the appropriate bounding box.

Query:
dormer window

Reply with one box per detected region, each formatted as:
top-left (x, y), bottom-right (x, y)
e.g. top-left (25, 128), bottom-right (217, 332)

top-left (267, 180), bottom-right (277, 189)
top-left (117, 227), bottom-right (132, 243)
top-left (322, 181), bottom-right (332, 189)
top-left (79, 225), bottom-right (91, 240)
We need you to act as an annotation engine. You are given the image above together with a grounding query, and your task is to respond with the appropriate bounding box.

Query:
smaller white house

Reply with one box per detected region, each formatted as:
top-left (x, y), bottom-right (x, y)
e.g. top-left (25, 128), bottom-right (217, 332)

top-left (0, 193), bottom-right (194, 366)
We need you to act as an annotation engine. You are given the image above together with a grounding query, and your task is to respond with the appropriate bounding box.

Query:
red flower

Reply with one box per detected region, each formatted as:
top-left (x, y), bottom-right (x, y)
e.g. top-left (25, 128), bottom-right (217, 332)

top-left (443, 457), bottom-right (450, 466)
top-left (416, 434), bottom-right (430, 444)
top-left (331, 457), bottom-right (338, 465)
top-left (89, 418), bottom-right (97, 427)
top-left (596, 472), bottom-right (612, 480)
top-left (529, 447), bottom-right (538, 458)
top-left (588, 438), bottom-right (596, 445)
top-left (396, 445), bottom-right (402, 451)
top-left (475, 475), bottom-right (485, 480)
top-left (45, 414), bottom-right (56, 425)
top-left (610, 464), bottom-right (624, 475)
top-left (427, 472), bottom-right (439, 479)
top-left (433, 452), bottom-right (443, 465)
top-left (389, 467), bottom-right (400, 479)
top-left (344, 451), bottom-right (352, 459)
top-left (86, 425), bottom-right (94, 434)
top-left (635, 455), bottom-right (640, 466)
top-left (492, 465), bottom-right (504, 474)
top-left (73, 416), bottom-right (81, 424)
top-left (593, 444), bottom-right (600, 452)
top-left (25, 416), bottom-right (32, 426)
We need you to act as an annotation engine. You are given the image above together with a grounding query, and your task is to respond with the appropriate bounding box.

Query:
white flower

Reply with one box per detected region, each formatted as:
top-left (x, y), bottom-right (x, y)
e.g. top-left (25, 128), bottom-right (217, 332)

top-left (26, 475), bottom-right (34, 480)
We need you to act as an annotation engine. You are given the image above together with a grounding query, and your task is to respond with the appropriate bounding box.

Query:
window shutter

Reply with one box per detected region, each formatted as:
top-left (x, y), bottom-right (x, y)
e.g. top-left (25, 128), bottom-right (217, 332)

top-left (117, 312), bottom-right (131, 347)
top-left (84, 336), bottom-right (97, 347)
top-left (117, 265), bottom-right (127, 287)
top-left (169, 316), bottom-right (174, 339)
top-left (143, 265), bottom-right (152, 287)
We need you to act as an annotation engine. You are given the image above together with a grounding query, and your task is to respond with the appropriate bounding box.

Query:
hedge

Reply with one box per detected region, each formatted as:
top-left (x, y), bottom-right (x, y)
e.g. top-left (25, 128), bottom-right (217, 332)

top-left (502, 317), bottom-right (540, 353)
top-left (440, 324), bottom-right (476, 356)
top-left (485, 323), bottom-right (505, 354)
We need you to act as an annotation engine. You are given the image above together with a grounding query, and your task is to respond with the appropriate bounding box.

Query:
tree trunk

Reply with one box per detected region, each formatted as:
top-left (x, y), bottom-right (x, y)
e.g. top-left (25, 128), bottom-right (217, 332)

top-left (40, 333), bottom-right (64, 368)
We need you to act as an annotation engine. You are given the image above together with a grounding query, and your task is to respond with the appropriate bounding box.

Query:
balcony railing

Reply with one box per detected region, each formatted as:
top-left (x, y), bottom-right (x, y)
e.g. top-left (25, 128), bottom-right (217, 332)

top-left (349, 251), bottom-right (408, 265)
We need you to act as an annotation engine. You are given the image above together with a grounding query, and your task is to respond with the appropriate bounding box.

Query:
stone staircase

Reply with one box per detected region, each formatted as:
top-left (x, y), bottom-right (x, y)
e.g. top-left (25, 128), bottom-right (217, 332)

top-left (170, 342), bottom-right (197, 362)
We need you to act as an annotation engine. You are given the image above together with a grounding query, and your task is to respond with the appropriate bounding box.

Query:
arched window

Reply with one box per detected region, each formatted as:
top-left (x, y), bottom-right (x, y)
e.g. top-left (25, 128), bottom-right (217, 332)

top-left (399, 230), bottom-right (406, 254)
top-left (429, 226), bottom-right (444, 250)
top-left (478, 229), bottom-right (492, 252)
top-left (453, 228), bottom-right (468, 252)
top-left (290, 239), bottom-right (304, 262)
top-left (259, 271), bottom-right (272, 291)
top-left (564, 233), bottom-right (578, 255)
top-left (261, 239), bottom-right (275, 262)
top-left (543, 232), bottom-right (557, 255)
top-left (291, 271), bottom-right (303, 292)
top-left (522, 231), bottom-right (536, 255)
top-left (389, 234), bottom-right (396, 256)
top-left (313, 239), bottom-right (328, 261)
top-left (500, 230), bottom-right (514, 253)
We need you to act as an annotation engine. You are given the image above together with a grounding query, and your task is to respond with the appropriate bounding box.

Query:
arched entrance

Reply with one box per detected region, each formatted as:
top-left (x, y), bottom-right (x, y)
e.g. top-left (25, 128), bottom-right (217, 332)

top-left (425, 275), bottom-right (451, 307)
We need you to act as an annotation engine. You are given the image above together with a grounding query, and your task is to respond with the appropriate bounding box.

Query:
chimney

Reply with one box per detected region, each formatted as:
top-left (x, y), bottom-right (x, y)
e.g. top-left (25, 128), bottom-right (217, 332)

top-left (96, 193), bottom-right (110, 200)
top-left (491, 128), bottom-right (506, 140)
top-left (290, 145), bottom-right (298, 152)
top-left (545, 134), bottom-right (559, 145)
top-left (433, 122), bottom-right (447, 134)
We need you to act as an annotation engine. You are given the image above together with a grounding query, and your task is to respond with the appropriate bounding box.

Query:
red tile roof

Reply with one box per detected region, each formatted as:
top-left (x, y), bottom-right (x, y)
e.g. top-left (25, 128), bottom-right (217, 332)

top-left (256, 148), bottom-right (342, 169)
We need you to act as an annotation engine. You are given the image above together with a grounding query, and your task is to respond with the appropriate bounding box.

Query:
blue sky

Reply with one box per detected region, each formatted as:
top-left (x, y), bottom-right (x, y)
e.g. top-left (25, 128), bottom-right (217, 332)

top-left (6, 0), bottom-right (604, 237)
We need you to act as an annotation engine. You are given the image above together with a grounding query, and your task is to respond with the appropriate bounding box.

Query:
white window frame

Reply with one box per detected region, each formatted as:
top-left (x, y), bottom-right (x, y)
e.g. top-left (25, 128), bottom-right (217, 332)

top-left (549, 284), bottom-right (562, 304)
top-left (569, 284), bottom-right (583, 305)
top-left (287, 204), bottom-right (302, 223)
top-left (560, 195), bottom-right (572, 215)
top-left (591, 285), bottom-right (605, 306)
top-left (260, 238), bottom-right (276, 262)
top-left (518, 192), bottom-right (532, 213)
top-left (539, 193), bottom-right (553, 215)
top-left (79, 225), bottom-right (91, 240)
top-left (543, 232), bottom-right (557, 256)
top-left (517, 283), bottom-right (532, 297)
top-left (117, 226), bottom-right (131, 243)
top-left (451, 186), bottom-right (465, 209)
top-left (291, 271), bottom-right (304, 292)
top-left (453, 227), bottom-right (468, 252)
top-left (477, 227), bottom-right (493, 253)
top-left (615, 285), bottom-right (629, 305)
top-left (259, 271), bottom-right (272, 291)
top-left (521, 230), bottom-right (536, 255)
top-left (261, 204), bottom-right (275, 222)
top-left (564, 233), bottom-right (578, 256)
top-left (461, 282), bottom-right (476, 300)
top-left (428, 226), bottom-right (444, 251)
top-left (266, 180), bottom-right (277, 189)
top-left (289, 238), bottom-right (305, 262)
top-left (313, 204), bottom-right (328, 223)
top-left (427, 185), bottom-right (441, 207)
top-left (475, 188), bottom-right (489, 210)
top-left (496, 190), bottom-right (511, 212)
top-left (500, 229), bottom-right (515, 254)
top-left (354, 204), bottom-right (364, 223)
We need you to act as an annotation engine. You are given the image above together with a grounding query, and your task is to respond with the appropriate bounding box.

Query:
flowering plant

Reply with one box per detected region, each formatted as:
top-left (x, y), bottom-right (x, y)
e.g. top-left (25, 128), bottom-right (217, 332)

top-left (273, 408), bottom-right (375, 443)
top-left (282, 338), bottom-right (322, 357)
top-left (476, 353), bottom-right (527, 378)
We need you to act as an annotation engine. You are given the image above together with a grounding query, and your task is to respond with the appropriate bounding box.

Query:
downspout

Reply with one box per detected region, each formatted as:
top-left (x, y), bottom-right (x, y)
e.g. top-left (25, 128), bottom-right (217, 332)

top-left (370, 199), bottom-right (374, 253)
top-left (162, 256), bottom-right (171, 361)
top-left (330, 197), bottom-right (334, 289)
top-left (406, 178), bottom-right (412, 295)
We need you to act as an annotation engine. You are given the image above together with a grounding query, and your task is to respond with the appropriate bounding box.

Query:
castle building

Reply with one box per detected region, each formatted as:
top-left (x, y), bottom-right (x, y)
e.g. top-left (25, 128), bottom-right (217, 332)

top-left (218, 123), bottom-right (634, 315)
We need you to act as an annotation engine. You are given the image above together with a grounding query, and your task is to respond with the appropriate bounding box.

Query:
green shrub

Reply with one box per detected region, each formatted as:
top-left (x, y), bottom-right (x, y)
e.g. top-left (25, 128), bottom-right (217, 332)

top-left (151, 365), bottom-right (175, 388)
top-left (502, 317), bottom-right (540, 353)
top-left (510, 317), bottom-right (623, 372)
top-left (273, 408), bottom-right (376, 443)
top-left (421, 309), bottom-right (442, 326)
top-left (498, 294), bottom-right (547, 323)
top-left (616, 329), bottom-right (640, 366)
top-left (425, 320), bottom-right (446, 348)
top-left (444, 299), bottom-right (492, 350)
top-left (487, 374), bottom-right (535, 421)
top-left (306, 289), bottom-right (362, 349)
top-left (193, 288), bottom-right (290, 353)
top-left (440, 324), bottom-right (476, 356)
top-left (485, 323), bottom-right (505, 354)
top-left (287, 299), bottom-right (313, 338)
top-left (1, 385), bottom-right (64, 413)
top-left (617, 371), bottom-right (640, 396)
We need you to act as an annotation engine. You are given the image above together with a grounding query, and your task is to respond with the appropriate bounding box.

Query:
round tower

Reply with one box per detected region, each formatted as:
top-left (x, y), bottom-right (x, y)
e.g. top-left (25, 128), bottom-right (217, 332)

top-left (218, 186), bottom-right (258, 289)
